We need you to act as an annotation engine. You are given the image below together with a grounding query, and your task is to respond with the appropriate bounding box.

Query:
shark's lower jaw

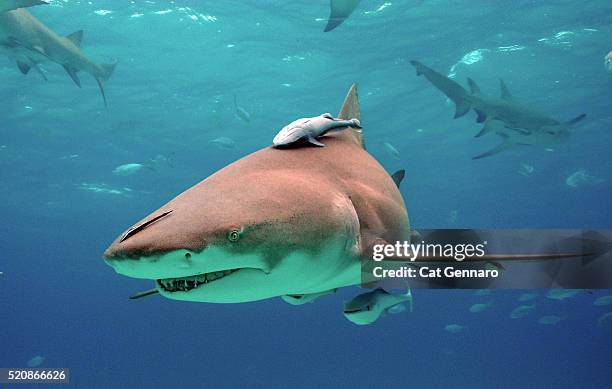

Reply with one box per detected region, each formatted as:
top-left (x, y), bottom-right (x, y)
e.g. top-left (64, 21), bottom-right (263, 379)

top-left (157, 269), bottom-right (240, 293)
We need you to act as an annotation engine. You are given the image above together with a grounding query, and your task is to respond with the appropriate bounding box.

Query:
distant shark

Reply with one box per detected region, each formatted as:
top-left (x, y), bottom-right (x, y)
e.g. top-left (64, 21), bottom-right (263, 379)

top-left (324, 0), bottom-right (361, 32)
top-left (410, 60), bottom-right (586, 159)
top-left (0, 0), bottom-right (116, 105)
top-left (103, 85), bottom-right (597, 305)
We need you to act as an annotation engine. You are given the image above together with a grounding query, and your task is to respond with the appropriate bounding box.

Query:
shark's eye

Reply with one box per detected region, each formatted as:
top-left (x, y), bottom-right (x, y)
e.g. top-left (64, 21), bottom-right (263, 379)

top-left (228, 229), bottom-right (241, 242)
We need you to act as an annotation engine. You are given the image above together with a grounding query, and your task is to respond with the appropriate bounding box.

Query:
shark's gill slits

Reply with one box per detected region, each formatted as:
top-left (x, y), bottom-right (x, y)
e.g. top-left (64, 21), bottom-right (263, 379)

top-left (157, 269), bottom-right (240, 292)
top-left (120, 210), bottom-right (173, 243)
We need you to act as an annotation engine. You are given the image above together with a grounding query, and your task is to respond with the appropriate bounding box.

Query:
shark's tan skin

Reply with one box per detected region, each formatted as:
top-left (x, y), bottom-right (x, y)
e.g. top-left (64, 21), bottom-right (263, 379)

top-left (324, 0), bottom-right (361, 32)
top-left (410, 61), bottom-right (586, 159)
top-left (0, 0), bottom-right (116, 105)
top-left (104, 85), bottom-right (412, 304)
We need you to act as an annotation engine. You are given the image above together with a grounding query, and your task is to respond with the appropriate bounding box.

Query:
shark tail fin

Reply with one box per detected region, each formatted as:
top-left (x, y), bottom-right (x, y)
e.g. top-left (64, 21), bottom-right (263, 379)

top-left (324, 0), bottom-right (360, 32)
top-left (467, 78), bottom-right (481, 95)
top-left (338, 83), bottom-right (365, 148)
top-left (565, 113), bottom-right (586, 127)
top-left (94, 62), bottom-right (116, 107)
top-left (410, 60), bottom-right (472, 119)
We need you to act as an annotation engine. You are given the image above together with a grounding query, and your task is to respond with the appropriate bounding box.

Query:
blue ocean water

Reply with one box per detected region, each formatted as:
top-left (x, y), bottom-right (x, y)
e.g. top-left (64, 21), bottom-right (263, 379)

top-left (1, 0), bottom-right (611, 387)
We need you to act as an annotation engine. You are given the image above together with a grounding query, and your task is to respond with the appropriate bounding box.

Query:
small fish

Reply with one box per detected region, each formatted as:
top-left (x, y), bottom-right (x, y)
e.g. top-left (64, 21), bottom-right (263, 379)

top-left (469, 302), bottom-right (493, 313)
top-left (510, 304), bottom-right (536, 319)
top-left (537, 315), bottom-right (562, 325)
top-left (233, 94), bottom-right (251, 123)
top-left (565, 170), bottom-right (604, 188)
top-left (27, 355), bottom-right (45, 368)
top-left (444, 324), bottom-right (466, 334)
top-left (209, 136), bottom-right (236, 150)
top-left (546, 289), bottom-right (582, 300)
top-left (518, 292), bottom-right (539, 302)
top-left (473, 289), bottom-right (491, 296)
top-left (273, 113), bottom-right (360, 148)
top-left (518, 163), bottom-right (534, 177)
top-left (593, 295), bottom-right (612, 306)
top-left (343, 287), bottom-right (413, 326)
top-left (597, 312), bottom-right (612, 328)
top-left (383, 141), bottom-right (400, 160)
top-left (112, 163), bottom-right (146, 176)
top-left (605, 51), bottom-right (612, 72)
top-left (282, 288), bottom-right (337, 305)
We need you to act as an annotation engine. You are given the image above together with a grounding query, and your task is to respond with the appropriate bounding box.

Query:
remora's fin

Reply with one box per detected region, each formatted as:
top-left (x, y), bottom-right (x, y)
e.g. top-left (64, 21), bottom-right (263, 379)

top-left (0, 0), bottom-right (47, 13)
top-left (391, 169), bottom-right (405, 188)
top-left (475, 118), bottom-right (504, 138)
top-left (16, 61), bottom-right (30, 75)
top-left (63, 65), bottom-right (81, 87)
top-left (410, 60), bottom-right (472, 119)
top-left (473, 136), bottom-right (511, 160)
top-left (324, 0), bottom-right (361, 32)
top-left (338, 83), bottom-right (365, 148)
top-left (467, 78), bottom-right (481, 95)
top-left (564, 113), bottom-right (586, 126)
top-left (308, 137), bottom-right (325, 147)
top-left (500, 79), bottom-right (512, 100)
top-left (66, 30), bottom-right (83, 47)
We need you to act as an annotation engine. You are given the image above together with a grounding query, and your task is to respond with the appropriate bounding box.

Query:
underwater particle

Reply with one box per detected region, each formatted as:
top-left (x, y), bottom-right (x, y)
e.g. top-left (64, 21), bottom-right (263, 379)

top-left (441, 348), bottom-right (455, 356)
top-left (546, 289), bottom-right (582, 300)
top-left (606, 51), bottom-right (612, 72)
top-left (469, 302), bottom-right (493, 313)
top-left (27, 355), bottom-right (45, 367)
top-left (382, 141), bottom-right (400, 160)
top-left (444, 324), bottom-right (466, 333)
top-left (565, 170), bottom-right (604, 188)
top-left (518, 292), bottom-right (538, 302)
top-left (510, 304), bottom-right (536, 319)
top-left (518, 163), bottom-right (534, 177)
top-left (537, 315), bottom-right (562, 325)
top-left (593, 296), bottom-right (612, 306)
top-left (113, 163), bottom-right (146, 176)
top-left (209, 136), bottom-right (236, 150)
top-left (598, 312), bottom-right (612, 328)
top-left (94, 9), bottom-right (112, 16)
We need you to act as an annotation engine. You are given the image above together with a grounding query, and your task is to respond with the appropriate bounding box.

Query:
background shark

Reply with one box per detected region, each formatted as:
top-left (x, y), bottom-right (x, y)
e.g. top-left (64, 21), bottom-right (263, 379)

top-left (104, 85), bottom-right (412, 303)
top-left (0, 0), bottom-right (116, 105)
top-left (410, 60), bottom-right (586, 159)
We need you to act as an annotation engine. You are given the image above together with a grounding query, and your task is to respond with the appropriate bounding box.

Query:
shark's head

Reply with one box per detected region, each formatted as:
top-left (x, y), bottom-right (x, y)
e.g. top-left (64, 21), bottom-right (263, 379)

top-left (103, 167), bottom-right (360, 303)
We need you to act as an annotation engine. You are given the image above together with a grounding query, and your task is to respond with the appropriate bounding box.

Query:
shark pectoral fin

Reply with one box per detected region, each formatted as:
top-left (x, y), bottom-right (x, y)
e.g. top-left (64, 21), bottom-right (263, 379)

top-left (324, 0), bottom-right (360, 32)
top-left (467, 78), bottom-right (481, 95)
top-left (63, 65), bottom-right (81, 87)
top-left (564, 113), bottom-right (586, 127)
top-left (475, 118), bottom-right (503, 138)
top-left (16, 61), bottom-right (30, 75)
top-left (390, 169), bottom-right (405, 188)
top-left (474, 109), bottom-right (487, 123)
top-left (454, 100), bottom-right (471, 119)
top-left (65, 30), bottom-right (84, 47)
top-left (0, 0), bottom-right (47, 12)
top-left (308, 137), bottom-right (325, 147)
top-left (472, 141), bottom-right (511, 160)
top-left (500, 79), bottom-right (512, 100)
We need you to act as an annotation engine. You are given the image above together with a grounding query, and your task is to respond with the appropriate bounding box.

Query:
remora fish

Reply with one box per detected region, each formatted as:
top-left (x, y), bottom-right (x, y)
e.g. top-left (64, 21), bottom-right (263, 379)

top-left (410, 60), bottom-right (586, 159)
top-left (103, 85), bottom-right (598, 304)
top-left (273, 113), bottom-right (361, 147)
top-left (0, 0), bottom-right (116, 105)
top-left (343, 288), bottom-right (413, 325)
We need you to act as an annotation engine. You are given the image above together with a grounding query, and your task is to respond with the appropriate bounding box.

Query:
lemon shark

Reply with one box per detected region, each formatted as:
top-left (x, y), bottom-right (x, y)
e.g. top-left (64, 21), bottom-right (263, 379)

top-left (0, 0), bottom-right (116, 105)
top-left (410, 61), bottom-right (586, 159)
top-left (103, 85), bottom-right (598, 304)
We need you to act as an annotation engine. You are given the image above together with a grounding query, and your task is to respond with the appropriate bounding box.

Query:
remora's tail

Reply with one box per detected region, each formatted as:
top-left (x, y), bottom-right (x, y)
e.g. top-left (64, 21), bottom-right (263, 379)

top-left (0, 0), bottom-right (47, 13)
top-left (410, 60), bottom-right (472, 119)
top-left (95, 62), bottom-right (117, 107)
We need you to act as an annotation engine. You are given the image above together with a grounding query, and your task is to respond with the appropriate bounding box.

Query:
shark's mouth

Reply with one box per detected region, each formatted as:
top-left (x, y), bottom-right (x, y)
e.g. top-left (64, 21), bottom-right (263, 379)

top-left (157, 269), bottom-right (240, 292)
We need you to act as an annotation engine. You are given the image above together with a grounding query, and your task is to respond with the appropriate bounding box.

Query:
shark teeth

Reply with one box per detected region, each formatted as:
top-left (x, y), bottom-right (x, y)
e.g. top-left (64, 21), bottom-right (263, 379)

top-left (157, 269), bottom-right (238, 293)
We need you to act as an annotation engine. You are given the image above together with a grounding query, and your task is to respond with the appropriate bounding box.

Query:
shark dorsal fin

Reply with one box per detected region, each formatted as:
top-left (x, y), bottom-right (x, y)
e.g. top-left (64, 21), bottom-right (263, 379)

top-left (66, 30), bottom-right (83, 47)
top-left (338, 83), bottom-right (365, 149)
top-left (500, 79), bottom-right (512, 100)
top-left (467, 78), bottom-right (481, 95)
top-left (390, 169), bottom-right (405, 188)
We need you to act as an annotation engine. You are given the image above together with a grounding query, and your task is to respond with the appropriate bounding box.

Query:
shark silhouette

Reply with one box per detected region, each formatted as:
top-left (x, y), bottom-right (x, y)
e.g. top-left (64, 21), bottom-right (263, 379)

top-left (410, 60), bottom-right (586, 159)
top-left (0, 0), bottom-right (116, 105)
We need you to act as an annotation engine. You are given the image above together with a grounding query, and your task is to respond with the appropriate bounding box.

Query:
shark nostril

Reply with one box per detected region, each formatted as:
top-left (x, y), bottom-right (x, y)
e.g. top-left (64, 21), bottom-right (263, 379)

top-left (185, 253), bottom-right (191, 260)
